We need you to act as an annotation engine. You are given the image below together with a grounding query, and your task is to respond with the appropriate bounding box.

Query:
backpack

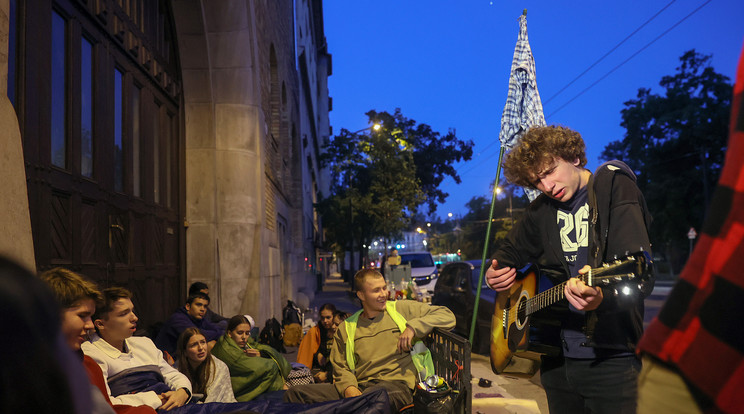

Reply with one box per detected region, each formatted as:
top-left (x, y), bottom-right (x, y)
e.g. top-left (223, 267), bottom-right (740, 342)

top-left (282, 300), bottom-right (302, 326)
top-left (283, 323), bottom-right (303, 347)
top-left (259, 317), bottom-right (286, 353)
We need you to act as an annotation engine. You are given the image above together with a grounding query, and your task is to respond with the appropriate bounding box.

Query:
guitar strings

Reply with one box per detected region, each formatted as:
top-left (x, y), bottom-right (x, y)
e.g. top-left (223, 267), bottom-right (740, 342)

top-left (503, 263), bottom-right (626, 322)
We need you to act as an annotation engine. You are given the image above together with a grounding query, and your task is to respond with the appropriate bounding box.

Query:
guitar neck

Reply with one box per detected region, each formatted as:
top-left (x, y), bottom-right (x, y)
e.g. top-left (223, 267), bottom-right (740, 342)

top-left (525, 279), bottom-right (570, 315)
top-left (523, 268), bottom-right (632, 315)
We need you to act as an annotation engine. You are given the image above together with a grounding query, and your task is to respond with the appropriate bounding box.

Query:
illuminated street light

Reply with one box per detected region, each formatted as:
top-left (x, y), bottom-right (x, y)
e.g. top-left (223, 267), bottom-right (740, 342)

top-left (351, 123), bottom-right (382, 135)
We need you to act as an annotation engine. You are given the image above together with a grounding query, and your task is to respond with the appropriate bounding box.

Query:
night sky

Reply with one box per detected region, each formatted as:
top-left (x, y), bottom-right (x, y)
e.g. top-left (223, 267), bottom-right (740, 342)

top-left (323, 0), bottom-right (743, 217)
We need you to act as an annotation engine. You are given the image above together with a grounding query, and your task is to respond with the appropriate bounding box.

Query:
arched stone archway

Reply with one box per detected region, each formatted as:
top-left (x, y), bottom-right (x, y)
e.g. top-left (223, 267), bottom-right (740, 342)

top-left (171, 0), bottom-right (273, 320)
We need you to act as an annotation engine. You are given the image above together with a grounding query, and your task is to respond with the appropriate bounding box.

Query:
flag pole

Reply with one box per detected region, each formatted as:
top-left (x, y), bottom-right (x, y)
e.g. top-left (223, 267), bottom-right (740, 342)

top-left (469, 145), bottom-right (506, 344)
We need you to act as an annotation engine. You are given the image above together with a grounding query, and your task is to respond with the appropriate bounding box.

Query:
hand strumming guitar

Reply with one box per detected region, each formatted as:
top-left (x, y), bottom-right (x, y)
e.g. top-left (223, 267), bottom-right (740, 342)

top-left (485, 259), bottom-right (517, 292)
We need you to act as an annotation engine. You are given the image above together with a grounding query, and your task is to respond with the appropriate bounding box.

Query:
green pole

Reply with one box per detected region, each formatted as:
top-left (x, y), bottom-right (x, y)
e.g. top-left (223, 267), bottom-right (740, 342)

top-left (469, 145), bottom-right (506, 345)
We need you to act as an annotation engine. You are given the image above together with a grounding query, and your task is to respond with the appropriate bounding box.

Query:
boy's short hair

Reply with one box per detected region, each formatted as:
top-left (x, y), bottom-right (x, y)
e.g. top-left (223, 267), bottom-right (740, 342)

top-left (354, 268), bottom-right (384, 292)
top-left (186, 292), bottom-right (210, 305)
top-left (188, 281), bottom-right (209, 296)
top-left (39, 267), bottom-right (102, 309)
top-left (503, 125), bottom-right (587, 188)
top-left (93, 287), bottom-right (132, 321)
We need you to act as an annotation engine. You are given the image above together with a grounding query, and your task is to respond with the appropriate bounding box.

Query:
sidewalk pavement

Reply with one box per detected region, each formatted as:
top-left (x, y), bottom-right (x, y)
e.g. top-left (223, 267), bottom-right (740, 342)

top-left (298, 274), bottom-right (548, 413)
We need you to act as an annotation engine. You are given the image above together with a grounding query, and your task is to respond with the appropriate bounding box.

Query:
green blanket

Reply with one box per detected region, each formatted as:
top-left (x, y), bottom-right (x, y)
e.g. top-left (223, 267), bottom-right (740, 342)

top-left (211, 334), bottom-right (291, 401)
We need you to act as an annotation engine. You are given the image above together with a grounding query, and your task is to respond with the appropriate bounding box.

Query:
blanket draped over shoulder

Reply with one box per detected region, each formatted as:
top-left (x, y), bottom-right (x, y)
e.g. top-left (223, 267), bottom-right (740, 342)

top-left (211, 334), bottom-right (291, 401)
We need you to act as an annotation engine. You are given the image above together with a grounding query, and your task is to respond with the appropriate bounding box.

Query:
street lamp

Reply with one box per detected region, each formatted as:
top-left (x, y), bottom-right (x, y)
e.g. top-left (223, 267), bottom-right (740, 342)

top-left (496, 186), bottom-right (513, 225)
top-left (350, 123), bottom-right (381, 135)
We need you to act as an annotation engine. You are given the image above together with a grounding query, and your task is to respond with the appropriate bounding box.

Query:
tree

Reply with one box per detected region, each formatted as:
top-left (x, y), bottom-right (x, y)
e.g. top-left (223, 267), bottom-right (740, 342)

top-left (366, 109), bottom-right (474, 215)
top-left (601, 50), bottom-right (732, 273)
top-left (318, 109), bottom-right (473, 271)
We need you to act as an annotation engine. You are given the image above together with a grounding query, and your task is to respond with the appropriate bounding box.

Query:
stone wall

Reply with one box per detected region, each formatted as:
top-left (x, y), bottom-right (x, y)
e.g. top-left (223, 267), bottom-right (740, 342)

top-left (0, 0), bottom-right (36, 272)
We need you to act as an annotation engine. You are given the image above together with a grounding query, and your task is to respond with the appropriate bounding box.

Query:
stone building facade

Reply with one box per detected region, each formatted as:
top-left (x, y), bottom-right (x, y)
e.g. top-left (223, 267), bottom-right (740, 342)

top-left (0, 0), bottom-right (331, 327)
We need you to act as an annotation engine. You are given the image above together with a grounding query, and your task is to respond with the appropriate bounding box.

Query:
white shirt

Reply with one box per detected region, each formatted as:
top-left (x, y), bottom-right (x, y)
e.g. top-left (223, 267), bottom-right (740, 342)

top-left (82, 333), bottom-right (192, 409)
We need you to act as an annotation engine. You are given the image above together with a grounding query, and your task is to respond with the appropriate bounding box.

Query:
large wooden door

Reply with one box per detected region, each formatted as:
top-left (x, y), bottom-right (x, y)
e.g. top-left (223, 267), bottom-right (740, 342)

top-left (16, 0), bottom-right (183, 328)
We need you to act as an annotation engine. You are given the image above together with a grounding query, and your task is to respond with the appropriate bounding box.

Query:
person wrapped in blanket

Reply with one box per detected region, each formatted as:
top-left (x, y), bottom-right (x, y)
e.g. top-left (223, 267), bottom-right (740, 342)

top-left (176, 327), bottom-right (236, 403)
top-left (296, 303), bottom-right (336, 382)
top-left (211, 315), bottom-right (291, 401)
top-left (82, 287), bottom-right (192, 410)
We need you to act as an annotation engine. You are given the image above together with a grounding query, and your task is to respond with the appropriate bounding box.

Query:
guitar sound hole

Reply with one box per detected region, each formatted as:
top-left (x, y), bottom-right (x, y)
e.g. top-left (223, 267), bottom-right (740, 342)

top-left (516, 301), bottom-right (527, 327)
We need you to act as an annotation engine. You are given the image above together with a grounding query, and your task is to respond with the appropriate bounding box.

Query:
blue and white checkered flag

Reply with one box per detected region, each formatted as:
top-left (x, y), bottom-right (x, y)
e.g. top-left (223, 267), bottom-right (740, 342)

top-left (499, 14), bottom-right (545, 201)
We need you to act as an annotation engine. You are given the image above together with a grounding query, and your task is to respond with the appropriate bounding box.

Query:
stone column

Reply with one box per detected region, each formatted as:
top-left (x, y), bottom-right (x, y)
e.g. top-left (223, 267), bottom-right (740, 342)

top-left (0, 0), bottom-right (36, 272)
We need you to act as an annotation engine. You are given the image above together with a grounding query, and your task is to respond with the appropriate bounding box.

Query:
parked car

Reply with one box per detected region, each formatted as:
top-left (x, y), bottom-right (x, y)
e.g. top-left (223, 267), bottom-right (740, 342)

top-left (432, 260), bottom-right (495, 354)
top-left (398, 251), bottom-right (439, 294)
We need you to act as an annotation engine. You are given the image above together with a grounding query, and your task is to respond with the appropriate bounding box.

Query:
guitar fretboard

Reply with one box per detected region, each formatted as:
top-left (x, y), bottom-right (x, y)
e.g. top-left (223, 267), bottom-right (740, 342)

top-left (518, 266), bottom-right (637, 315)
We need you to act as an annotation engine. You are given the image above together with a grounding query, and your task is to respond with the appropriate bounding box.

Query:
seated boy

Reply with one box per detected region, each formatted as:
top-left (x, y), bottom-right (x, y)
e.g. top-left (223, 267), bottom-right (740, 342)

top-left (188, 282), bottom-right (228, 327)
top-left (40, 267), bottom-right (156, 414)
top-left (82, 287), bottom-right (192, 410)
top-left (155, 292), bottom-right (224, 357)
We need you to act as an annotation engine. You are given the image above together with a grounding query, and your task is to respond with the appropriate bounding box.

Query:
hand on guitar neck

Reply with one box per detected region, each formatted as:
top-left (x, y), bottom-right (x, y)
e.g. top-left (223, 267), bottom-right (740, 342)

top-left (565, 265), bottom-right (604, 311)
top-left (488, 261), bottom-right (604, 310)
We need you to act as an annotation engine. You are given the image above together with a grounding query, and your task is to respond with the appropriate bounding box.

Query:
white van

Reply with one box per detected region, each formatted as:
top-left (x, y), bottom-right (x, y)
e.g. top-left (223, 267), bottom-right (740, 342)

top-left (398, 251), bottom-right (438, 294)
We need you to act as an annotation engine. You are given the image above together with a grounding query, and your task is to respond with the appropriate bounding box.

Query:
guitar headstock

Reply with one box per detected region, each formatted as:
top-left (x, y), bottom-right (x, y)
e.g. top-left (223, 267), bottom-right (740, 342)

top-left (587, 250), bottom-right (653, 286)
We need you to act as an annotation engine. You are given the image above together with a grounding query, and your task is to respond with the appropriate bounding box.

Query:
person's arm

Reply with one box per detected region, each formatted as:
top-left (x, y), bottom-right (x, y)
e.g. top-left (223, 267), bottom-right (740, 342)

top-left (395, 301), bottom-right (456, 339)
top-left (158, 389), bottom-right (190, 411)
top-left (82, 342), bottom-right (163, 409)
top-left (199, 318), bottom-right (225, 343)
top-left (136, 337), bottom-right (191, 408)
top-left (487, 202), bottom-right (545, 290)
top-left (330, 326), bottom-right (359, 397)
top-left (595, 172), bottom-right (654, 312)
top-left (156, 346), bottom-right (192, 396)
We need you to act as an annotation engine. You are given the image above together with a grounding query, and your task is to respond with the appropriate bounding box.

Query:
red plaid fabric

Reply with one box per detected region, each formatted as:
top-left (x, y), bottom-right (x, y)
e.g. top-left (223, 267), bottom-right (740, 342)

top-left (637, 43), bottom-right (744, 414)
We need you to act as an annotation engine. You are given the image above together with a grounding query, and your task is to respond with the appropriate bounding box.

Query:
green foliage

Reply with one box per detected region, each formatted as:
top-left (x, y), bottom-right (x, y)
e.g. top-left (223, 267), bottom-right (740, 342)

top-left (601, 50), bottom-right (731, 271)
top-left (366, 109), bottom-right (474, 215)
top-left (317, 109), bottom-right (473, 266)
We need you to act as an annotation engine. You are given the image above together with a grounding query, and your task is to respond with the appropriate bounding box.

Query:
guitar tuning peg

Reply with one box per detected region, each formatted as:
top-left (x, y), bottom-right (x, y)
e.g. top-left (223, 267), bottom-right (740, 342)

top-left (613, 255), bottom-right (618, 260)
top-left (625, 250), bottom-right (630, 256)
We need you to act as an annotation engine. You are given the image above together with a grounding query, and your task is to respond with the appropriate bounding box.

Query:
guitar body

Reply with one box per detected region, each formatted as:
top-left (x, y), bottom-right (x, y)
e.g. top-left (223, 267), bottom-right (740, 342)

top-left (490, 267), bottom-right (538, 374)
top-left (488, 251), bottom-right (652, 374)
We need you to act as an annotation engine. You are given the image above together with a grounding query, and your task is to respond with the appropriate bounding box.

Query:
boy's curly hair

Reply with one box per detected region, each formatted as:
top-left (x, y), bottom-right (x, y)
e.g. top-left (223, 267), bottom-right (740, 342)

top-left (503, 125), bottom-right (587, 188)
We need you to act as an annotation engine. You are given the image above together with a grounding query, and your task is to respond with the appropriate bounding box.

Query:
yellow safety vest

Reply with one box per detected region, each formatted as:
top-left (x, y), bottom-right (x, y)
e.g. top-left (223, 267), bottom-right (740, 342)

top-left (343, 301), bottom-right (434, 379)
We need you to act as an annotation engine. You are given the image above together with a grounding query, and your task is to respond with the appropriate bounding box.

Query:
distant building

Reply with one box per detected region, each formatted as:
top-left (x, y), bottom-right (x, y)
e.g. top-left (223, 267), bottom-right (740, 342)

top-left (0, 0), bottom-right (331, 327)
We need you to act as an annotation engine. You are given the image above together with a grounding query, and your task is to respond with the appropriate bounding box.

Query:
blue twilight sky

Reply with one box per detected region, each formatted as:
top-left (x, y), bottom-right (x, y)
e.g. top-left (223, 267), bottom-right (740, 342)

top-left (323, 0), bottom-right (743, 218)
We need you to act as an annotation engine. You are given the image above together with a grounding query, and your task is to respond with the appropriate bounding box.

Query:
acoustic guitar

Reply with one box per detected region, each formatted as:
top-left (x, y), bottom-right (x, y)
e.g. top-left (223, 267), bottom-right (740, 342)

top-left (490, 251), bottom-right (652, 374)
